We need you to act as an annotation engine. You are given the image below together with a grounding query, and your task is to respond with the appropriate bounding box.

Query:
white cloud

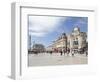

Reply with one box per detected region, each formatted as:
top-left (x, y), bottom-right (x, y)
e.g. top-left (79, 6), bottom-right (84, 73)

top-left (74, 17), bottom-right (87, 27)
top-left (29, 16), bottom-right (66, 37)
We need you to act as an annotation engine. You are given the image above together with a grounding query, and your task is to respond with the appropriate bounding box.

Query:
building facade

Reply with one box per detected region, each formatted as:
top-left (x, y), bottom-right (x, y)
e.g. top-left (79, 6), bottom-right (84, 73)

top-left (32, 44), bottom-right (45, 53)
top-left (54, 33), bottom-right (67, 52)
top-left (67, 27), bottom-right (87, 53)
top-left (47, 27), bottom-right (87, 53)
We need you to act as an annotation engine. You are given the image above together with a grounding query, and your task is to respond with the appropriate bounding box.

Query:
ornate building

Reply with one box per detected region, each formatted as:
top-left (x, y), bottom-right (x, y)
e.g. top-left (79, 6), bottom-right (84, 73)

top-left (46, 27), bottom-right (87, 53)
top-left (53, 33), bottom-right (67, 52)
top-left (46, 33), bottom-right (67, 52)
top-left (67, 27), bottom-right (87, 52)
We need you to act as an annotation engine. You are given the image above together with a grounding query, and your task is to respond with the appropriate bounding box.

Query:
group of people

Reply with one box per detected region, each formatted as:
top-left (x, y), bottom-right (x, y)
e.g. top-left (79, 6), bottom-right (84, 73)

top-left (48, 49), bottom-right (88, 57)
top-left (60, 50), bottom-right (88, 56)
top-left (29, 48), bottom-right (88, 57)
top-left (59, 50), bottom-right (74, 56)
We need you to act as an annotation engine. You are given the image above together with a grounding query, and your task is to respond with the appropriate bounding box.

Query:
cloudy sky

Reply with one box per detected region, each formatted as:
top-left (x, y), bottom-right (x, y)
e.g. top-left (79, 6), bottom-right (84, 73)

top-left (28, 15), bottom-right (88, 48)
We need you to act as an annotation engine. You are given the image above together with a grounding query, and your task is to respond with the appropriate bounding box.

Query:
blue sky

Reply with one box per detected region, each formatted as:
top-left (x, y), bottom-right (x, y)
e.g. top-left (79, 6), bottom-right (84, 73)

top-left (28, 16), bottom-right (88, 48)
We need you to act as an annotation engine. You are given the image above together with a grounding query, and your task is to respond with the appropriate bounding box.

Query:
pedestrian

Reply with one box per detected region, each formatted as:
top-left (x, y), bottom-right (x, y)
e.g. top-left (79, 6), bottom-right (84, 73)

top-left (86, 51), bottom-right (88, 56)
top-left (68, 49), bottom-right (70, 54)
top-left (50, 51), bottom-right (52, 55)
top-left (60, 51), bottom-right (63, 56)
top-left (72, 50), bottom-right (74, 56)
top-left (63, 50), bottom-right (66, 56)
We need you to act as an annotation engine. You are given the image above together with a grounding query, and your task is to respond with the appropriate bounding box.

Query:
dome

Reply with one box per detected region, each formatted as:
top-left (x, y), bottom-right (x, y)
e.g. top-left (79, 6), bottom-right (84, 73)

top-left (73, 27), bottom-right (80, 31)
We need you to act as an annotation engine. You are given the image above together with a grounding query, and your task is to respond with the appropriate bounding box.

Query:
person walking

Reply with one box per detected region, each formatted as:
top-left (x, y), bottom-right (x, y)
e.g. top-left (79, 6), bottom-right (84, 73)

top-left (60, 51), bottom-right (63, 56)
top-left (86, 51), bottom-right (88, 56)
top-left (50, 51), bottom-right (52, 55)
top-left (67, 48), bottom-right (70, 56)
top-left (72, 50), bottom-right (74, 56)
top-left (63, 50), bottom-right (66, 56)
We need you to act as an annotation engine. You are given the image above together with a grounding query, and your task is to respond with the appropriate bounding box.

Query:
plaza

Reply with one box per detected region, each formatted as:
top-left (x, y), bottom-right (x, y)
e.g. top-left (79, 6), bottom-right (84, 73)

top-left (28, 17), bottom-right (88, 67)
top-left (28, 53), bottom-right (88, 66)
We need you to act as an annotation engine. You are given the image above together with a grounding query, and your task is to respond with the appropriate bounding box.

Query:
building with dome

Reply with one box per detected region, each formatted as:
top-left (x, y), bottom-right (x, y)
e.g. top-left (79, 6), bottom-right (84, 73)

top-left (47, 27), bottom-right (87, 53)
top-left (67, 27), bottom-right (87, 53)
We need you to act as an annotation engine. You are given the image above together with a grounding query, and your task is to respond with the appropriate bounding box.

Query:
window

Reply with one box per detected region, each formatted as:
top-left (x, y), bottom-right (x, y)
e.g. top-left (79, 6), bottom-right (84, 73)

top-left (73, 41), bottom-right (78, 45)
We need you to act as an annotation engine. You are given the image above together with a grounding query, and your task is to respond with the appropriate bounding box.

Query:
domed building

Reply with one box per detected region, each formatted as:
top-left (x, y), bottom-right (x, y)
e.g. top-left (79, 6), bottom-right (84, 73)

top-left (47, 27), bottom-right (87, 53)
top-left (67, 27), bottom-right (87, 53)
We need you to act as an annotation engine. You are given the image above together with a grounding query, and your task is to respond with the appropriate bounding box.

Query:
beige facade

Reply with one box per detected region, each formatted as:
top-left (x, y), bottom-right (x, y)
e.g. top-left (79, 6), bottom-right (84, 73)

top-left (67, 27), bottom-right (87, 52)
top-left (46, 33), bottom-right (67, 52)
top-left (47, 27), bottom-right (87, 52)
top-left (52, 33), bottom-right (67, 51)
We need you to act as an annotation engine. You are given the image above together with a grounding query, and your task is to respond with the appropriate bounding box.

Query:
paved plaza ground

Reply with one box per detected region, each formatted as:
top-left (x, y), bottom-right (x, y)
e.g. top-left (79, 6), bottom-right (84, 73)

top-left (28, 53), bottom-right (88, 66)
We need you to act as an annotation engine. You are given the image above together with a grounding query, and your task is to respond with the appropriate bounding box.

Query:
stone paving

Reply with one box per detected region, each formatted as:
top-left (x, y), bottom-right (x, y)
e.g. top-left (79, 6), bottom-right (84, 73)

top-left (28, 53), bottom-right (88, 66)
